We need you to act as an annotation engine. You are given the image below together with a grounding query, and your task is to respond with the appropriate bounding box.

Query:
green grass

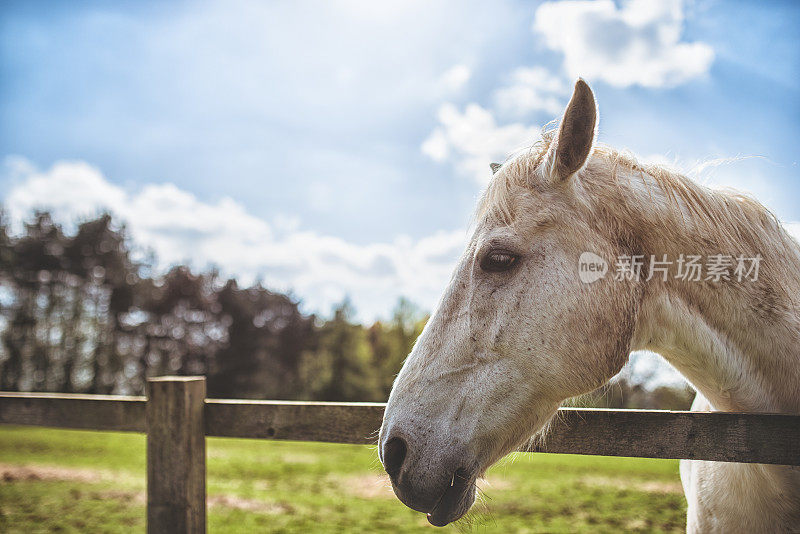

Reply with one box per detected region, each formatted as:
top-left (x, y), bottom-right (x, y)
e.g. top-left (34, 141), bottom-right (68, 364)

top-left (0, 426), bottom-right (686, 533)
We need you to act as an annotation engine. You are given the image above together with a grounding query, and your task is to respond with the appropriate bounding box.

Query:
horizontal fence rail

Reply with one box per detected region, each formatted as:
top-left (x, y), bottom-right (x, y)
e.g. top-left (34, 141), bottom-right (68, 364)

top-left (2, 390), bottom-right (799, 466)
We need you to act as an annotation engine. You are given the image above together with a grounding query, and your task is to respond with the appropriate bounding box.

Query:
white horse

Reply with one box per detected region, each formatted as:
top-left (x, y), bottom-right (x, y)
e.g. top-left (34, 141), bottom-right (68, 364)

top-left (379, 79), bottom-right (800, 531)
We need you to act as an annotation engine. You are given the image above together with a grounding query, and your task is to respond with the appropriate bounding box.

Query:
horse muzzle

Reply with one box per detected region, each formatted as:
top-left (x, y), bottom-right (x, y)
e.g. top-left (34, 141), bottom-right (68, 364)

top-left (380, 430), bottom-right (478, 526)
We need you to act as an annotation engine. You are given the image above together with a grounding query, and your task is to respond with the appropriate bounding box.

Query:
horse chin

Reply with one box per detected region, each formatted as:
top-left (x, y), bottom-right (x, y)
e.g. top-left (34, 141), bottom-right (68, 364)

top-left (425, 469), bottom-right (477, 527)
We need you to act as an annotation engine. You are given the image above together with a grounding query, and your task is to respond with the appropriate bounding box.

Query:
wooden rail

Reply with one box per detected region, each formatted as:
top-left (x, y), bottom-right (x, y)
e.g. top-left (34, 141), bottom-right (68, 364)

top-left (2, 377), bottom-right (799, 533)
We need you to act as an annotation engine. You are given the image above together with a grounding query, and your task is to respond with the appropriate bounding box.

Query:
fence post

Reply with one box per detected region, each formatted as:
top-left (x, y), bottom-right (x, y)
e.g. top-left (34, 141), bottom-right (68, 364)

top-left (146, 376), bottom-right (206, 534)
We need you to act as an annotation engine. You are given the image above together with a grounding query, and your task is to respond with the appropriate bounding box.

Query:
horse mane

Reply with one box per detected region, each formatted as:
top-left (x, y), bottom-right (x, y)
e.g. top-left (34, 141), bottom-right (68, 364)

top-left (477, 129), bottom-right (800, 278)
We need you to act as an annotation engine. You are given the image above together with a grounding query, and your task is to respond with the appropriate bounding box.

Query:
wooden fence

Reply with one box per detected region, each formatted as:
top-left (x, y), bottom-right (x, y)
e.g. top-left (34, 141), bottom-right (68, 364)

top-left (1, 376), bottom-right (799, 533)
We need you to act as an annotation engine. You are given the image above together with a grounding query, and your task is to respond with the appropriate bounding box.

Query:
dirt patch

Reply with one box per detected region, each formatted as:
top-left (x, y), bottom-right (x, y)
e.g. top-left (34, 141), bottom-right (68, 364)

top-left (477, 476), bottom-right (513, 492)
top-left (344, 474), bottom-right (395, 499)
top-left (626, 518), bottom-right (648, 529)
top-left (634, 480), bottom-right (683, 494)
top-left (208, 494), bottom-right (293, 514)
top-left (580, 475), bottom-right (682, 494)
top-left (1, 463), bottom-right (108, 483)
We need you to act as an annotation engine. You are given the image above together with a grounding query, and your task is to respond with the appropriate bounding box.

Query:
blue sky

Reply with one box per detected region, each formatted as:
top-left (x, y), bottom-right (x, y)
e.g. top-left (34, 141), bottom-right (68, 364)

top-left (1, 0), bottom-right (799, 320)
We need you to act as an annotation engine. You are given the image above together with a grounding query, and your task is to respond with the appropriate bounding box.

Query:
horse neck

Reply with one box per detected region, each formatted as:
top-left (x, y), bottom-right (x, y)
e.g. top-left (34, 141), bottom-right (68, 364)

top-left (586, 160), bottom-right (800, 413)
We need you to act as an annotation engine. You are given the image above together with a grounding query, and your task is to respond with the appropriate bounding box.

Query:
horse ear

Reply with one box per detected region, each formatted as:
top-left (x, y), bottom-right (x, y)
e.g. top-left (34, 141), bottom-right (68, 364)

top-left (544, 79), bottom-right (597, 182)
top-left (490, 163), bottom-right (502, 174)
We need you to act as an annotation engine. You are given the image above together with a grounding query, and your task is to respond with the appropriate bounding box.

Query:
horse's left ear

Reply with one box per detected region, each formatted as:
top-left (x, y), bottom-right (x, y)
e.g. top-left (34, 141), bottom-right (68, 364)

top-left (544, 78), bottom-right (597, 182)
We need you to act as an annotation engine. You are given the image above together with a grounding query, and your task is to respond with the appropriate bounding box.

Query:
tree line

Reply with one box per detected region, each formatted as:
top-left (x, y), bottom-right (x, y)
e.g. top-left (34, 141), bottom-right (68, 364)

top-left (0, 210), bottom-right (693, 408)
top-left (0, 211), bottom-right (423, 401)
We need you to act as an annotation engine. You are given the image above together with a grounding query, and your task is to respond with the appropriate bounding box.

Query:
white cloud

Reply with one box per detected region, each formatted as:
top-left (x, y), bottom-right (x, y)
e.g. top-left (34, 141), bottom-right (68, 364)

top-left (3, 158), bottom-right (468, 320)
top-left (785, 222), bottom-right (800, 244)
top-left (437, 64), bottom-right (472, 94)
top-left (533, 0), bottom-right (714, 88)
top-left (5, 161), bottom-right (128, 222)
top-left (639, 153), bottom-right (683, 169)
top-left (420, 129), bottom-right (450, 163)
top-left (421, 103), bottom-right (540, 185)
top-left (493, 66), bottom-right (570, 117)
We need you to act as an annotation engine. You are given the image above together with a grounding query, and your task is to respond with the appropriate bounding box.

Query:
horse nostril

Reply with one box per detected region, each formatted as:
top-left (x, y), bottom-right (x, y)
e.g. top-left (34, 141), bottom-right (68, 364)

top-left (383, 436), bottom-right (408, 479)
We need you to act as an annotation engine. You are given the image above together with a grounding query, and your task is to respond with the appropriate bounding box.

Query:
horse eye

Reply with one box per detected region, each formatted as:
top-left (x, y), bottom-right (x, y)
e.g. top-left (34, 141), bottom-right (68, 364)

top-left (480, 250), bottom-right (519, 272)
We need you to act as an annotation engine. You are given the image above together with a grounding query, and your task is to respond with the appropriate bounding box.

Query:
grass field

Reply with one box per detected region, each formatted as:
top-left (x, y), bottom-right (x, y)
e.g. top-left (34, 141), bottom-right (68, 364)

top-left (0, 425), bottom-right (686, 533)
